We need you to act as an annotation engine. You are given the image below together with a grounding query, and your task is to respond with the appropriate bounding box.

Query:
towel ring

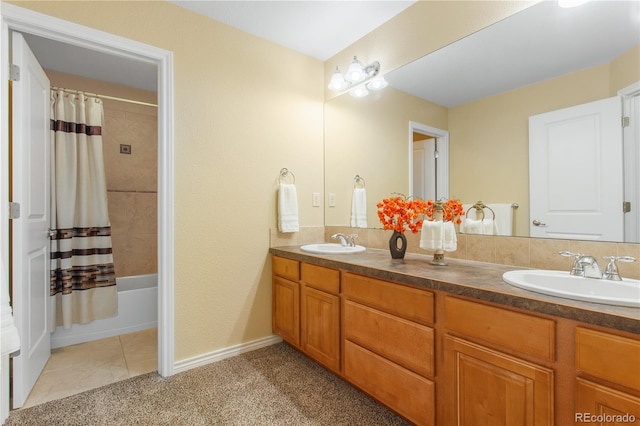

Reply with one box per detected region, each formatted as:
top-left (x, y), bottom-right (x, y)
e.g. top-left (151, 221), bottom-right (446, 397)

top-left (354, 175), bottom-right (366, 189)
top-left (466, 201), bottom-right (495, 221)
top-left (277, 168), bottom-right (295, 184)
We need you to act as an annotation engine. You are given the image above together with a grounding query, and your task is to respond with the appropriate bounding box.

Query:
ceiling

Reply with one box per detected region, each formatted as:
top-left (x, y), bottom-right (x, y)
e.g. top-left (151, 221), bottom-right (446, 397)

top-left (167, 1), bottom-right (416, 62)
top-left (18, 1), bottom-right (640, 105)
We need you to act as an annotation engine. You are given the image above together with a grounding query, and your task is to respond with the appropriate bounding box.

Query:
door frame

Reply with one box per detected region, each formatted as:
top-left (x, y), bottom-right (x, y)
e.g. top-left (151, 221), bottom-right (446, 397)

top-left (619, 81), bottom-right (640, 243)
top-left (0, 2), bottom-right (175, 414)
top-left (408, 121), bottom-right (449, 200)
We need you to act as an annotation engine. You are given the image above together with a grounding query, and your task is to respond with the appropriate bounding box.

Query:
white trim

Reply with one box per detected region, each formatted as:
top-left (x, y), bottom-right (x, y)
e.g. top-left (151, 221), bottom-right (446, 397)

top-left (618, 81), bottom-right (640, 97)
top-left (0, 3), bottom-right (175, 418)
top-left (173, 335), bottom-right (283, 374)
top-left (619, 81), bottom-right (640, 243)
top-left (408, 121), bottom-right (450, 200)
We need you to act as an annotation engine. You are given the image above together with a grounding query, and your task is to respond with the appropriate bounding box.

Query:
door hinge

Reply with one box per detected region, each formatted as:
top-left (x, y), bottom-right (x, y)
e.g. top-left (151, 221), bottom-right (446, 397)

top-left (9, 202), bottom-right (20, 219)
top-left (623, 201), bottom-right (631, 213)
top-left (9, 64), bottom-right (20, 82)
top-left (622, 116), bottom-right (630, 127)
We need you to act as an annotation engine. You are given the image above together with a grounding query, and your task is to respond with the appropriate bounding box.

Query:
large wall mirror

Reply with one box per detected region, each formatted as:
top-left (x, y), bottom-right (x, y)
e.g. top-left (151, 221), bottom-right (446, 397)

top-left (324, 0), bottom-right (640, 242)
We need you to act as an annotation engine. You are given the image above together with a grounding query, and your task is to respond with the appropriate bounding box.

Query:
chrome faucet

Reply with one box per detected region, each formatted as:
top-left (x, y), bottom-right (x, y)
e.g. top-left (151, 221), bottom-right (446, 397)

top-left (331, 233), bottom-right (358, 247)
top-left (559, 251), bottom-right (637, 281)
top-left (577, 255), bottom-right (602, 279)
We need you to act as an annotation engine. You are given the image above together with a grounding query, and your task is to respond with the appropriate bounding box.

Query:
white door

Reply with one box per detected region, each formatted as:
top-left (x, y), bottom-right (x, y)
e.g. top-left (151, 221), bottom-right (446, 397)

top-left (529, 96), bottom-right (623, 241)
top-left (11, 32), bottom-right (51, 408)
top-left (413, 139), bottom-right (428, 200)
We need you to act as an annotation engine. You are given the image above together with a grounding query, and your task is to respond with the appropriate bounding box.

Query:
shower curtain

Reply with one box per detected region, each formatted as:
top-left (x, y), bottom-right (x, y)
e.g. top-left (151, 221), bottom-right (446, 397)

top-left (49, 89), bottom-right (117, 330)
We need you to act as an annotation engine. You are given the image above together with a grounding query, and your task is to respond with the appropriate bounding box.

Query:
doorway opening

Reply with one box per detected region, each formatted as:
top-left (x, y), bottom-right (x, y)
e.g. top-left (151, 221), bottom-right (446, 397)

top-left (1, 3), bottom-right (175, 413)
top-left (408, 121), bottom-right (449, 201)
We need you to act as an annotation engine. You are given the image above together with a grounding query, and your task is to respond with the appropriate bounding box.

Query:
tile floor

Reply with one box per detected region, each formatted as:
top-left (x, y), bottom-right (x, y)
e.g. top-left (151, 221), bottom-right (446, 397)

top-left (20, 328), bottom-right (157, 409)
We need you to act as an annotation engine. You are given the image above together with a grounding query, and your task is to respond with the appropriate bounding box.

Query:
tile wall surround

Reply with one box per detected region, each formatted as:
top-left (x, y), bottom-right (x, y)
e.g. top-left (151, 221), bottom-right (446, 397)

top-left (47, 70), bottom-right (158, 278)
top-left (270, 226), bottom-right (640, 281)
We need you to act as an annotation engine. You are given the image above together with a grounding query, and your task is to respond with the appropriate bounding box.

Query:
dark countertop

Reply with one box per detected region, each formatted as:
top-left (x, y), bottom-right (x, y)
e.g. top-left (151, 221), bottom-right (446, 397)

top-left (270, 246), bottom-right (640, 335)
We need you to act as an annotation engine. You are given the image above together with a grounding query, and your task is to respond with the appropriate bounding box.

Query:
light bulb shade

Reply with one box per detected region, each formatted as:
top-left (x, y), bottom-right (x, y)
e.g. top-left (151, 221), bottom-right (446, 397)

top-left (558, 0), bottom-right (589, 7)
top-left (328, 68), bottom-right (348, 91)
top-left (350, 85), bottom-right (369, 98)
top-left (367, 77), bottom-right (388, 90)
top-left (345, 56), bottom-right (365, 83)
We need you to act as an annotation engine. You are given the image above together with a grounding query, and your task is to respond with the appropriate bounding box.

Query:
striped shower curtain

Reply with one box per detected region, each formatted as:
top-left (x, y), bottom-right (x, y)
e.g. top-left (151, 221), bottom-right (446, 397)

top-left (49, 89), bottom-right (117, 330)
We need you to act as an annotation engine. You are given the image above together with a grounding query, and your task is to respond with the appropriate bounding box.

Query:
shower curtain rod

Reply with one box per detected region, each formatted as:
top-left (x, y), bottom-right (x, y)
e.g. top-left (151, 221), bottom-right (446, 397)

top-left (51, 86), bottom-right (158, 108)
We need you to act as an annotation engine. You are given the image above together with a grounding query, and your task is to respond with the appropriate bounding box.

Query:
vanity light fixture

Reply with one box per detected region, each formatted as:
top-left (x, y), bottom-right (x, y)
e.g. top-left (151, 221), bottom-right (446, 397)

top-left (558, 0), bottom-right (590, 7)
top-left (328, 55), bottom-right (387, 97)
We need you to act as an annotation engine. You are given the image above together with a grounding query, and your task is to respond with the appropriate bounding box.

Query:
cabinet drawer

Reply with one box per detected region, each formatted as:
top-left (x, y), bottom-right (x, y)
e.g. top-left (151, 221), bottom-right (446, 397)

top-left (444, 296), bottom-right (555, 361)
top-left (344, 299), bottom-right (434, 378)
top-left (344, 340), bottom-right (435, 426)
top-left (301, 263), bottom-right (339, 294)
top-left (272, 256), bottom-right (299, 281)
top-left (575, 327), bottom-right (640, 392)
top-left (342, 272), bottom-right (434, 325)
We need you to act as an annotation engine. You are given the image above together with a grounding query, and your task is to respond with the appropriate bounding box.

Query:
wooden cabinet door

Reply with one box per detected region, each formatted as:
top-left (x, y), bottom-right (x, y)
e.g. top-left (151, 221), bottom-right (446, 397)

top-left (575, 378), bottom-right (640, 425)
top-left (301, 285), bottom-right (340, 372)
top-left (272, 276), bottom-right (300, 347)
top-left (445, 336), bottom-right (554, 426)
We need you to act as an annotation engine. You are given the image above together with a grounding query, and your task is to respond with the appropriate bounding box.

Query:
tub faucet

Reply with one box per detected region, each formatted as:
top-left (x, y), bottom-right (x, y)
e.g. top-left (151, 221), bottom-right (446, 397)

top-left (331, 233), bottom-right (358, 247)
top-left (577, 255), bottom-right (602, 279)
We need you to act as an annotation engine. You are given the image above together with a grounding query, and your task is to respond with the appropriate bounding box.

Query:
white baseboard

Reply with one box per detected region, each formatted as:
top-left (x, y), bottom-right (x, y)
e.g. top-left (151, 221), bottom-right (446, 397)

top-left (173, 335), bottom-right (283, 374)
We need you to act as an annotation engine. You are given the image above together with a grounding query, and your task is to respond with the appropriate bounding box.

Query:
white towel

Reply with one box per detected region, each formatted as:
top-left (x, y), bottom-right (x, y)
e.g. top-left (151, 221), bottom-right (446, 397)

top-left (350, 188), bottom-right (368, 228)
top-left (443, 221), bottom-right (457, 252)
top-left (487, 203), bottom-right (513, 236)
top-left (278, 183), bottom-right (299, 233)
top-left (420, 220), bottom-right (444, 251)
top-left (460, 218), bottom-right (497, 235)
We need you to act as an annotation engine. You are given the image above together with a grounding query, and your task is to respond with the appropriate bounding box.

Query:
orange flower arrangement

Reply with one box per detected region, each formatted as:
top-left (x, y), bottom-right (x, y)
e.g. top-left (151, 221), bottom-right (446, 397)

top-left (377, 196), bottom-right (465, 233)
top-left (377, 195), bottom-right (428, 234)
top-left (424, 198), bottom-right (465, 224)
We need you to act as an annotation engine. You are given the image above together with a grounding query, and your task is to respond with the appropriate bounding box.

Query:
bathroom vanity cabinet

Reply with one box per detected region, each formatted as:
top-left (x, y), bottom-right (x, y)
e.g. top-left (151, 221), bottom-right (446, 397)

top-left (272, 257), bottom-right (341, 373)
top-left (270, 250), bottom-right (640, 426)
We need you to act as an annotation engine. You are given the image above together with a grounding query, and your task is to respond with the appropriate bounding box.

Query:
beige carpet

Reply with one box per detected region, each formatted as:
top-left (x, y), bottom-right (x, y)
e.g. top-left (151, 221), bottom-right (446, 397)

top-left (6, 342), bottom-right (410, 425)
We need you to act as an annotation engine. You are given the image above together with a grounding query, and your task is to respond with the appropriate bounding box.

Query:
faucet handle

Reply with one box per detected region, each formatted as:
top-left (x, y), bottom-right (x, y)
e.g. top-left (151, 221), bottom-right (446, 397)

top-left (559, 251), bottom-right (582, 258)
top-left (346, 234), bottom-right (359, 247)
top-left (559, 251), bottom-right (584, 276)
top-left (602, 256), bottom-right (637, 281)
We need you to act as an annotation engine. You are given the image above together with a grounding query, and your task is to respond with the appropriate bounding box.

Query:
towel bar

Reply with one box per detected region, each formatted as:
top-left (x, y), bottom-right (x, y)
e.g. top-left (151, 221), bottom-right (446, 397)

top-left (354, 175), bottom-right (366, 188)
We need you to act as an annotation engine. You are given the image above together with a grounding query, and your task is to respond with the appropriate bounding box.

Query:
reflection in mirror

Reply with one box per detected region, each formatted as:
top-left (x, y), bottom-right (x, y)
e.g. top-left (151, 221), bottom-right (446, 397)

top-left (324, 0), bottom-right (640, 242)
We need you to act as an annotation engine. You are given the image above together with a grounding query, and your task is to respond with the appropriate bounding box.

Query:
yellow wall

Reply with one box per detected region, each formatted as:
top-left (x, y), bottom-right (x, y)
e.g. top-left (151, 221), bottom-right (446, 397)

top-left (324, 88), bottom-right (447, 227)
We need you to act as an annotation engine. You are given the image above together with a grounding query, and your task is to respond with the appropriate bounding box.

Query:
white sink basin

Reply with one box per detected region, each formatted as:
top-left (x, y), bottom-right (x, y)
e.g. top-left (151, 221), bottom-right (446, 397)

top-left (503, 270), bottom-right (640, 308)
top-left (300, 243), bottom-right (366, 255)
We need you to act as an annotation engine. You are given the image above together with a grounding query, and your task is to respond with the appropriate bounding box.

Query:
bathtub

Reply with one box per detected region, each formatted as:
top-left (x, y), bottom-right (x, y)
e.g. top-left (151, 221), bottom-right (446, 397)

top-left (51, 274), bottom-right (158, 349)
